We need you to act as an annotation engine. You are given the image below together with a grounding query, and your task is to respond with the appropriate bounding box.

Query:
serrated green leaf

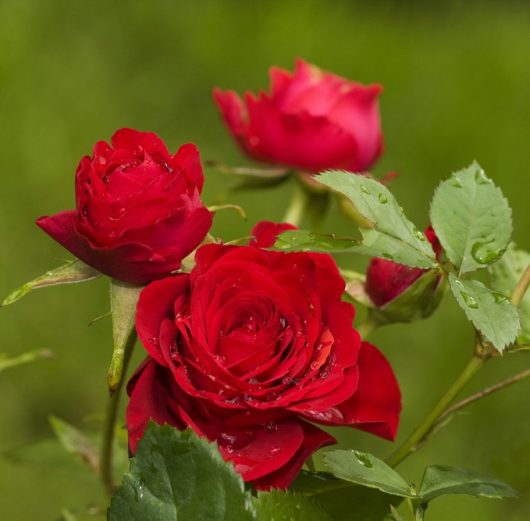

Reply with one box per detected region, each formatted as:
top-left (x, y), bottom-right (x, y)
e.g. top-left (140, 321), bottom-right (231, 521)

top-left (108, 424), bottom-right (254, 521)
top-left (254, 490), bottom-right (332, 521)
top-left (370, 270), bottom-right (445, 325)
top-left (418, 465), bottom-right (517, 501)
top-left (316, 170), bottom-right (437, 269)
top-left (49, 416), bottom-right (99, 473)
top-left (489, 243), bottom-right (530, 342)
top-left (291, 471), bottom-right (402, 521)
top-left (2, 260), bottom-right (100, 306)
top-left (0, 349), bottom-right (53, 373)
top-left (448, 274), bottom-right (520, 351)
top-left (323, 450), bottom-right (414, 498)
top-left (430, 162), bottom-right (512, 275)
top-left (107, 280), bottom-right (142, 392)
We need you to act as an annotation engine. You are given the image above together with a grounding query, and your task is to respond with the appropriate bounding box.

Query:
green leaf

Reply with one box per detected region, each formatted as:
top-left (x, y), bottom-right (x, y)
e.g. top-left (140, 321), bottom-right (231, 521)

top-left (291, 471), bottom-right (402, 521)
top-left (370, 270), bottom-right (445, 325)
top-left (275, 230), bottom-right (360, 252)
top-left (418, 465), bottom-right (517, 502)
top-left (316, 170), bottom-right (437, 269)
top-left (49, 416), bottom-right (99, 473)
top-left (254, 490), bottom-right (333, 521)
top-left (0, 349), bottom-right (53, 373)
top-left (108, 424), bottom-right (254, 521)
top-left (107, 280), bottom-right (142, 393)
top-left (430, 162), bottom-right (512, 275)
top-left (323, 450), bottom-right (414, 498)
top-left (1, 260), bottom-right (100, 306)
top-left (448, 274), bottom-right (520, 351)
top-left (489, 243), bottom-right (530, 342)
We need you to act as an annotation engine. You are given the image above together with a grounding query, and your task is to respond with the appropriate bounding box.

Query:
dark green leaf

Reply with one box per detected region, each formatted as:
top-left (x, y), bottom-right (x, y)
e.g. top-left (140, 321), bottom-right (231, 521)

top-left (323, 450), bottom-right (414, 498)
top-left (418, 465), bottom-right (517, 501)
top-left (316, 170), bottom-right (437, 269)
top-left (2, 260), bottom-right (100, 306)
top-left (448, 274), bottom-right (520, 351)
top-left (430, 162), bottom-right (512, 275)
top-left (108, 424), bottom-right (254, 521)
top-left (254, 490), bottom-right (333, 521)
top-left (489, 243), bottom-right (530, 342)
top-left (107, 280), bottom-right (142, 392)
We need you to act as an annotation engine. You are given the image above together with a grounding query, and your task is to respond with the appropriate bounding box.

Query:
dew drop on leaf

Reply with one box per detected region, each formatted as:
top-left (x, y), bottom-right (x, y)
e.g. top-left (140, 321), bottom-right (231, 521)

top-left (352, 450), bottom-right (373, 468)
top-left (360, 185), bottom-right (371, 195)
top-left (378, 193), bottom-right (388, 204)
top-left (460, 291), bottom-right (479, 309)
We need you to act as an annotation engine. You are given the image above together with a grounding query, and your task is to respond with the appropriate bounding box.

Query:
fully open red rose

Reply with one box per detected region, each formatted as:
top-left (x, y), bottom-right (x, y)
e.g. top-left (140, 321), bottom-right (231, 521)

top-left (36, 129), bottom-right (213, 284)
top-left (213, 58), bottom-right (383, 173)
top-left (366, 226), bottom-right (442, 307)
top-left (127, 223), bottom-right (401, 489)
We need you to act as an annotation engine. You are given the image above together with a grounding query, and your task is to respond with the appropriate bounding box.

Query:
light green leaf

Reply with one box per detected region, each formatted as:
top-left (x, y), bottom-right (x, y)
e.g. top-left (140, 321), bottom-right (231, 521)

top-left (316, 170), bottom-right (437, 269)
top-left (370, 270), bottom-right (445, 325)
top-left (291, 471), bottom-right (402, 521)
top-left (419, 465), bottom-right (517, 502)
top-left (108, 424), bottom-right (254, 521)
top-left (2, 260), bottom-right (100, 306)
top-left (323, 450), bottom-right (414, 498)
top-left (449, 274), bottom-right (520, 351)
top-left (430, 162), bottom-right (512, 275)
top-left (274, 230), bottom-right (360, 252)
top-left (0, 349), bottom-right (53, 373)
top-left (107, 280), bottom-right (142, 392)
top-left (254, 490), bottom-right (333, 521)
top-left (49, 416), bottom-right (99, 473)
top-left (489, 243), bottom-right (530, 342)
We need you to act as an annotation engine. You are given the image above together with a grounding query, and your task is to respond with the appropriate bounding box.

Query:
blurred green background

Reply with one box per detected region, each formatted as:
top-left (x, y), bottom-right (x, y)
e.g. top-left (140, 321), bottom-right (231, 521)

top-left (1, 0), bottom-right (530, 519)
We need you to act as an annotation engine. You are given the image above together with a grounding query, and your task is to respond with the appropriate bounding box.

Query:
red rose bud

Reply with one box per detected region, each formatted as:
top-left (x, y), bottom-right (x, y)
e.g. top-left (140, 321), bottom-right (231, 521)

top-left (37, 129), bottom-right (213, 285)
top-left (365, 226), bottom-right (443, 322)
top-left (213, 58), bottom-right (383, 173)
top-left (127, 236), bottom-right (401, 490)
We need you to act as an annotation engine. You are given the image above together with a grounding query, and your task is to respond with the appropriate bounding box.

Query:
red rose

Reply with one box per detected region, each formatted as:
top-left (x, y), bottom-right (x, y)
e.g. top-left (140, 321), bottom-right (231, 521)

top-left (366, 226), bottom-right (442, 307)
top-left (127, 223), bottom-right (401, 489)
top-left (213, 58), bottom-right (383, 173)
top-left (36, 129), bottom-right (212, 284)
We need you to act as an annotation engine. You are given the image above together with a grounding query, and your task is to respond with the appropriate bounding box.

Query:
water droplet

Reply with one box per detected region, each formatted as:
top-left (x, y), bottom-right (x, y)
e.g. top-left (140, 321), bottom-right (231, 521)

top-left (148, 337), bottom-right (159, 347)
top-left (460, 291), bottom-right (478, 309)
top-left (352, 450), bottom-right (373, 468)
top-left (471, 241), bottom-right (501, 264)
top-left (450, 175), bottom-right (462, 188)
top-left (413, 227), bottom-right (426, 241)
top-left (220, 432), bottom-right (237, 445)
top-left (360, 184), bottom-right (371, 195)
top-left (279, 316), bottom-right (288, 328)
top-left (378, 193), bottom-right (388, 204)
top-left (264, 422), bottom-right (278, 433)
top-left (270, 446), bottom-right (281, 454)
top-left (493, 292), bottom-right (508, 304)
top-left (474, 168), bottom-right (491, 185)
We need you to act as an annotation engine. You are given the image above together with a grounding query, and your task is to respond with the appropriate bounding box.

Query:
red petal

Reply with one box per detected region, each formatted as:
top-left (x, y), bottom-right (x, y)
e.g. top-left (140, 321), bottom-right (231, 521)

top-left (249, 221), bottom-right (297, 248)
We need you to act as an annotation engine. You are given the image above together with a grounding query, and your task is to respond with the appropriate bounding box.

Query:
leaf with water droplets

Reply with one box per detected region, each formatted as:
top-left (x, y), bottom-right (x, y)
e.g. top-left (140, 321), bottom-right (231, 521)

top-left (430, 162), bottom-right (512, 275)
top-left (322, 450), bottom-right (414, 498)
top-left (418, 465), bottom-right (517, 502)
top-left (275, 171), bottom-right (437, 269)
top-left (2, 260), bottom-right (100, 307)
top-left (448, 274), bottom-right (520, 352)
top-left (254, 490), bottom-right (333, 521)
top-left (108, 423), bottom-right (255, 521)
top-left (489, 243), bottom-right (530, 343)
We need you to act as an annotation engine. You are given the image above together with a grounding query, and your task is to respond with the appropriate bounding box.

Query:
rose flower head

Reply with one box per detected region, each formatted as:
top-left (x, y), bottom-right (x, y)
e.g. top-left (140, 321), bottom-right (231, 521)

top-left (127, 222), bottom-right (401, 490)
top-left (37, 128), bottom-right (213, 284)
top-left (213, 58), bottom-right (383, 173)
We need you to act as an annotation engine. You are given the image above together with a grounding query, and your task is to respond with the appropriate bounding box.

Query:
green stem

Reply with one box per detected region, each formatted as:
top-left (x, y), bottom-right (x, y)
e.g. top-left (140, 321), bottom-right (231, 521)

top-left (282, 182), bottom-right (310, 227)
top-left (385, 355), bottom-right (485, 468)
top-left (511, 263), bottom-right (530, 306)
top-left (100, 331), bottom-right (136, 496)
top-left (357, 315), bottom-right (378, 340)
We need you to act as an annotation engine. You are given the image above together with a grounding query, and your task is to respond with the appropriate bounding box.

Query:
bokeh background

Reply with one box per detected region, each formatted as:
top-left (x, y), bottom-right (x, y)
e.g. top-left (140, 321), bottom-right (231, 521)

top-left (1, 1), bottom-right (530, 519)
